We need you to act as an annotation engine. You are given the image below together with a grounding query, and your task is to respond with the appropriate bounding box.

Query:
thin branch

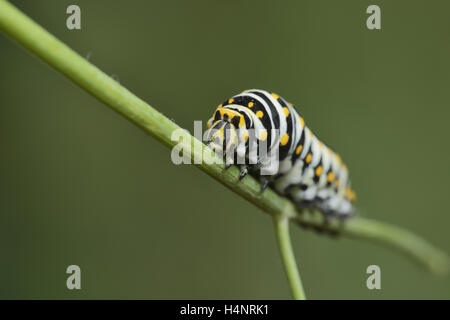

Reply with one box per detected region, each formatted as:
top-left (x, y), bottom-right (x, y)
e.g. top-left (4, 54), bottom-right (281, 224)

top-left (0, 0), bottom-right (448, 279)
top-left (274, 214), bottom-right (306, 300)
top-left (291, 212), bottom-right (450, 275)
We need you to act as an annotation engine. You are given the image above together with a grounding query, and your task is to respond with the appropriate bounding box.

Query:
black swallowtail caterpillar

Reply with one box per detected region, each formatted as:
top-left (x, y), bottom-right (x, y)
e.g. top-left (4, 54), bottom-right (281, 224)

top-left (205, 89), bottom-right (356, 218)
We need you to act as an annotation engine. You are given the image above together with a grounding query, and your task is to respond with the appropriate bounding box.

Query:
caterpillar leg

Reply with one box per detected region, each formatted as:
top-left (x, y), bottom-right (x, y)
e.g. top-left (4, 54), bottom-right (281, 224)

top-left (260, 178), bottom-right (270, 194)
top-left (314, 211), bottom-right (336, 235)
top-left (294, 201), bottom-right (342, 236)
top-left (239, 165), bottom-right (248, 180)
top-left (295, 199), bottom-right (314, 209)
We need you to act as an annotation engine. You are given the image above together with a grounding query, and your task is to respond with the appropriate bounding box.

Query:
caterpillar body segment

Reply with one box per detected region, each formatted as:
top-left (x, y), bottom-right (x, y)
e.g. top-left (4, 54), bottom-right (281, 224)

top-left (205, 89), bottom-right (356, 218)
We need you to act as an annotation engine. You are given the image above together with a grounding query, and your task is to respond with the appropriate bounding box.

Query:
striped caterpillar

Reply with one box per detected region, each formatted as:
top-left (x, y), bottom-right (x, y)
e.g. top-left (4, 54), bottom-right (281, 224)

top-left (205, 89), bottom-right (356, 218)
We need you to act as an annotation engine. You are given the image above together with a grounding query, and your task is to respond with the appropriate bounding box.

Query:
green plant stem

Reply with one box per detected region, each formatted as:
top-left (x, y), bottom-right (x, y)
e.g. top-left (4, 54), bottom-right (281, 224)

top-left (0, 0), bottom-right (448, 297)
top-left (274, 214), bottom-right (306, 300)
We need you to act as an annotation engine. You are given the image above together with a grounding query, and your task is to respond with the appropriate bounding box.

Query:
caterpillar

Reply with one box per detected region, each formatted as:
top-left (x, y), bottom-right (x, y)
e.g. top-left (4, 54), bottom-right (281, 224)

top-left (205, 89), bottom-right (356, 218)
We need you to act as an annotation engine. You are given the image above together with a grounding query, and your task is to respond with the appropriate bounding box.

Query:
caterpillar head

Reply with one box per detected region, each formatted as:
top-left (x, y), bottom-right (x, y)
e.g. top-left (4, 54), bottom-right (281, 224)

top-left (205, 119), bottom-right (238, 157)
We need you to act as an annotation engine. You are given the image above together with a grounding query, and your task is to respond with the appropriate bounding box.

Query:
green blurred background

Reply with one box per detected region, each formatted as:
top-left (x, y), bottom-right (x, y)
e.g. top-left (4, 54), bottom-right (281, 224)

top-left (1, 0), bottom-right (449, 299)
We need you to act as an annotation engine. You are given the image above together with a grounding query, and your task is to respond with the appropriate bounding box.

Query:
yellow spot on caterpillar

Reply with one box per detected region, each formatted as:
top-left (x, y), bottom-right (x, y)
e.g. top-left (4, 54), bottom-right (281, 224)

top-left (335, 179), bottom-right (341, 188)
top-left (283, 107), bottom-right (290, 117)
top-left (345, 187), bottom-right (356, 201)
top-left (248, 101), bottom-right (254, 108)
top-left (280, 134), bottom-right (289, 146)
top-left (299, 117), bottom-right (305, 128)
top-left (295, 145), bottom-right (303, 155)
top-left (256, 111), bottom-right (264, 118)
top-left (239, 116), bottom-right (245, 127)
top-left (259, 130), bottom-right (268, 141)
top-left (221, 109), bottom-right (238, 120)
top-left (327, 171), bottom-right (335, 183)
top-left (305, 153), bottom-right (312, 164)
top-left (228, 98), bottom-right (234, 104)
top-left (218, 104), bottom-right (223, 109)
top-left (243, 132), bottom-right (249, 142)
top-left (271, 93), bottom-right (279, 99)
top-left (315, 165), bottom-right (323, 177)
top-left (222, 110), bottom-right (228, 117)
